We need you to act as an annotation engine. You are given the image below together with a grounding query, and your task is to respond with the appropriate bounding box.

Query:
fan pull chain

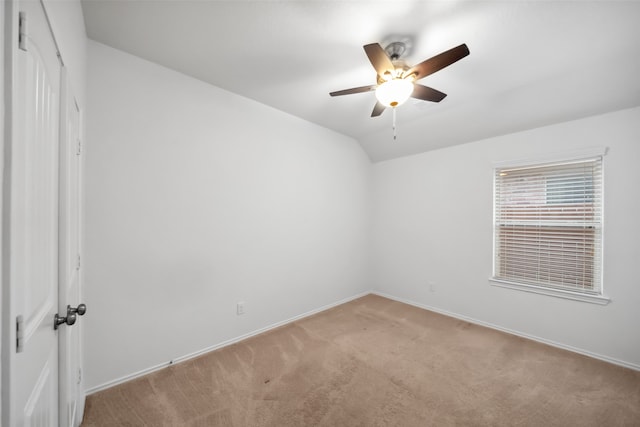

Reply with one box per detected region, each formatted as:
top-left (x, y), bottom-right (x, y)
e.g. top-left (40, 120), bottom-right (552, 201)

top-left (392, 107), bottom-right (397, 140)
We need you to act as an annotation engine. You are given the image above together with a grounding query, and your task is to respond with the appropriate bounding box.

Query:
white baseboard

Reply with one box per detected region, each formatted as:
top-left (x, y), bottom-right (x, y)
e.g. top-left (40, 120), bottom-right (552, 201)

top-left (85, 290), bottom-right (370, 395)
top-left (86, 288), bottom-right (639, 395)
top-left (371, 290), bottom-right (640, 372)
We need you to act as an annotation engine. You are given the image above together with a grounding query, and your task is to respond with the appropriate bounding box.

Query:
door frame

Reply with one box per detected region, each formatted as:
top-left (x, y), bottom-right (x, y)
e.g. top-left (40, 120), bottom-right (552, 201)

top-left (0, 0), bottom-right (4, 417)
top-left (1, 0), bottom-right (20, 422)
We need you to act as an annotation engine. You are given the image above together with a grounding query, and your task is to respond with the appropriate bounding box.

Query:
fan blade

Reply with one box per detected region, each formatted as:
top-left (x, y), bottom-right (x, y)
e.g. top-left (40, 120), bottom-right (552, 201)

top-left (371, 101), bottom-right (386, 117)
top-left (411, 84), bottom-right (447, 102)
top-left (330, 85), bottom-right (377, 97)
top-left (363, 43), bottom-right (395, 76)
top-left (407, 43), bottom-right (470, 81)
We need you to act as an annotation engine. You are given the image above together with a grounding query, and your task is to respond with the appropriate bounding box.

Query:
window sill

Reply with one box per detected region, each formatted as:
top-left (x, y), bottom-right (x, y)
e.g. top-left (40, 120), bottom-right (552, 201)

top-left (489, 278), bottom-right (610, 305)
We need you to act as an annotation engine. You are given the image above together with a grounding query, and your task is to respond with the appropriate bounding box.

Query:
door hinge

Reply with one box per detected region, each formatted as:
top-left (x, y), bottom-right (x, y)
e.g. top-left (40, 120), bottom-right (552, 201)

top-left (76, 139), bottom-right (82, 156)
top-left (76, 254), bottom-right (81, 270)
top-left (16, 315), bottom-right (24, 353)
top-left (18, 12), bottom-right (27, 51)
top-left (78, 368), bottom-right (82, 385)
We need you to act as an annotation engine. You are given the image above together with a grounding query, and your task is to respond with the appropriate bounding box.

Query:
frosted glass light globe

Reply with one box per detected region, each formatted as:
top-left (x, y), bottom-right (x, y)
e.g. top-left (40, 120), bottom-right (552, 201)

top-left (375, 78), bottom-right (414, 107)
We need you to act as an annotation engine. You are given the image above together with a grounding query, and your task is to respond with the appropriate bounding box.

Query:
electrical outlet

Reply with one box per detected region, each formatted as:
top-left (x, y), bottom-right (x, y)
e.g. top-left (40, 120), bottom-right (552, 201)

top-left (237, 301), bottom-right (245, 315)
top-left (428, 281), bottom-right (436, 293)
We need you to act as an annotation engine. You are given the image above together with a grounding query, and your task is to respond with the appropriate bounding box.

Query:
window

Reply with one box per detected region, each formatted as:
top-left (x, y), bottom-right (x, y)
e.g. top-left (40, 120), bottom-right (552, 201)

top-left (492, 152), bottom-right (606, 304)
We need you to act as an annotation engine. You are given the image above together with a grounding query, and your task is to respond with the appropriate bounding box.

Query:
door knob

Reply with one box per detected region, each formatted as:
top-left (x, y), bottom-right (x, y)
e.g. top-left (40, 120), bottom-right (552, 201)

top-left (54, 313), bottom-right (77, 330)
top-left (68, 303), bottom-right (87, 316)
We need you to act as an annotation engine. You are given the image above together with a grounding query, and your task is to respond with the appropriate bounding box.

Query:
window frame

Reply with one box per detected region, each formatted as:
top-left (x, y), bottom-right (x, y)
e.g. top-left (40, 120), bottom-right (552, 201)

top-left (489, 148), bottom-right (609, 305)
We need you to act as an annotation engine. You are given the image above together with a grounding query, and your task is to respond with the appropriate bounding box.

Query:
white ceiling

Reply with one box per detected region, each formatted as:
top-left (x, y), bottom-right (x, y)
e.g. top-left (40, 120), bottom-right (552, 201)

top-left (81, 0), bottom-right (640, 162)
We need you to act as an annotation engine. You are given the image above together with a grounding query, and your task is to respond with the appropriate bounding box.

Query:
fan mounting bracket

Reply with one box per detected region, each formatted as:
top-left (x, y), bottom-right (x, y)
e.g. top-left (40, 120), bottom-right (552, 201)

top-left (384, 42), bottom-right (406, 61)
top-left (381, 35), bottom-right (414, 60)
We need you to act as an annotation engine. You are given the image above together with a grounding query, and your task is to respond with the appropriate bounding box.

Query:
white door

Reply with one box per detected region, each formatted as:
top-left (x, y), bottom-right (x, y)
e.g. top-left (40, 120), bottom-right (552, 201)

top-left (58, 68), bottom-right (85, 427)
top-left (5, 0), bottom-right (62, 425)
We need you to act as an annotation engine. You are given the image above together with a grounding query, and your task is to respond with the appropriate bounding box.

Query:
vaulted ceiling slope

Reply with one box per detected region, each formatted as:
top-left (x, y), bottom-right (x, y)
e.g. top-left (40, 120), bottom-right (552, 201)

top-left (81, 1), bottom-right (640, 162)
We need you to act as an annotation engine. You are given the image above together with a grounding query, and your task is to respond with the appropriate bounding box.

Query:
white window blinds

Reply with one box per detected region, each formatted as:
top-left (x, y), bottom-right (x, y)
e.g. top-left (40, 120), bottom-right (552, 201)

top-left (493, 157), bottom-right (603, 294)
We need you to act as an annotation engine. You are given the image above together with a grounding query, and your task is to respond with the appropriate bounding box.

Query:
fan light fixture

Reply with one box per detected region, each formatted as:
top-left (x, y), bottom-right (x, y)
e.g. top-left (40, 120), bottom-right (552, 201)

top-left (375, 78), bottom-right (413, 108)
top-left (329, 41), bottom-right (470, 117)
top-left (330, 40), bottom-right (469, 141)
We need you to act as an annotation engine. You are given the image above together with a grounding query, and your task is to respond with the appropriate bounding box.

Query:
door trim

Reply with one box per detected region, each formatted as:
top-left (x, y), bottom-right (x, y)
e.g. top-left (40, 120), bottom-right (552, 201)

top-left (1, 0), bottom-right (20, 422)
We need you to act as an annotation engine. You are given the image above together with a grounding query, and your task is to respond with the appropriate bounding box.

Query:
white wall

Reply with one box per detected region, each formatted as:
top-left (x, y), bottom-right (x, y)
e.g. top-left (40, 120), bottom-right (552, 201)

top-left (84, 41), bottom-right (371, 391)
top-left (372, 107), bottom-right (640, 368)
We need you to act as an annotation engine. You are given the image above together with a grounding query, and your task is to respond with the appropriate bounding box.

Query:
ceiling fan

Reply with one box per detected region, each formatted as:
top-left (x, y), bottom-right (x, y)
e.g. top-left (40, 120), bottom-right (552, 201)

top-left (330, 41), bottom-right (470, 117)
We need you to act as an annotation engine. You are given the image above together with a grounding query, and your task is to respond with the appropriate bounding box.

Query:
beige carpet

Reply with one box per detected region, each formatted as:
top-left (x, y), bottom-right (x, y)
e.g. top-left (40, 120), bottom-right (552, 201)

top-left (82, 294), bottom-right (640, 426)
